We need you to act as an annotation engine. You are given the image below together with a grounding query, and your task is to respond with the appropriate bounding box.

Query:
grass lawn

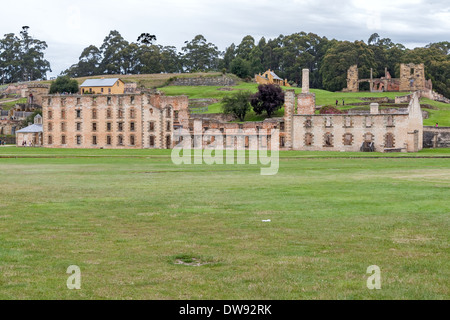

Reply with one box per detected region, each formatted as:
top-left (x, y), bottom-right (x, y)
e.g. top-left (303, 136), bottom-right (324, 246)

top-left (0, 147), bottom-right (449, 299)
top-left (0, 98), bottom-right (27, 110)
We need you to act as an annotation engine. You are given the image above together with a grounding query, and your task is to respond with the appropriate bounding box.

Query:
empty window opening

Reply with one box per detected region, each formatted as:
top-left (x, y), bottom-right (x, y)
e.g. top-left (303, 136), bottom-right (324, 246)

top-left (343, 133), bottom-right (353, 146)
top-left (385, 133), bottom-right (395, 148)
top-left (324, 133), bottom-right (333, 147)
top-left (364, 133), bottom-right (374, 143)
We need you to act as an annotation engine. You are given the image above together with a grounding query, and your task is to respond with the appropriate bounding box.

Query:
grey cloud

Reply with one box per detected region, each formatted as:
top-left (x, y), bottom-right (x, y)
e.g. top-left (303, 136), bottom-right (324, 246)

top-left (1, 0), bottom-right (447, 76)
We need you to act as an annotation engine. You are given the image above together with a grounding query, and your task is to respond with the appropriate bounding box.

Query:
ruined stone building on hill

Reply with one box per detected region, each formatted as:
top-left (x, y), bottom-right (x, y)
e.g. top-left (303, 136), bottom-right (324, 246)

top-left (35, 70), bottom-right (424, 153)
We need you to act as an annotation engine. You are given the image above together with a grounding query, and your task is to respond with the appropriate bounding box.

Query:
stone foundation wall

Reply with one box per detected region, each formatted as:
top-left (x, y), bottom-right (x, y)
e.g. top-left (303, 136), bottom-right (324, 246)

top-left (170, 76), bottom-right (236, 87)
top-left (423, 126), bottom-right (450, 148)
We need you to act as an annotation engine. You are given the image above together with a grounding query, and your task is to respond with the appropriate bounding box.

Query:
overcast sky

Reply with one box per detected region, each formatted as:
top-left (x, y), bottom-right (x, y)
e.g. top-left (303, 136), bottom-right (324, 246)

top-left (1, 0), bottom-right (449, 77)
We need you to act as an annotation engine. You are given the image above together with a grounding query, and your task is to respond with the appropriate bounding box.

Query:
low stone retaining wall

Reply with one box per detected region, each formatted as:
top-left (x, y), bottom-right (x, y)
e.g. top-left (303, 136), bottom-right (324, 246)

top-left (170, 75), bottom-right (236, 86)
top-left (423, 126), bottom-right (450, 148)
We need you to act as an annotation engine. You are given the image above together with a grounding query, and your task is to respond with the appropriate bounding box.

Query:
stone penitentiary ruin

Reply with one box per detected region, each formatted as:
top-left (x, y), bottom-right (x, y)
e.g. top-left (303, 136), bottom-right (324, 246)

top-left (343, 63), bottom-right (438, 94)
top-left (33, 68), bottom-right (424, 153)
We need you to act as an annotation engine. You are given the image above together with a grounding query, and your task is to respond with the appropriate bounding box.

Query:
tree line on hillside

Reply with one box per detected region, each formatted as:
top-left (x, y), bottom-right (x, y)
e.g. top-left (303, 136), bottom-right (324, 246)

top-left (1, 28), bottom-right (449, 98)
top-left (0, 26), bottom-right (51, 84)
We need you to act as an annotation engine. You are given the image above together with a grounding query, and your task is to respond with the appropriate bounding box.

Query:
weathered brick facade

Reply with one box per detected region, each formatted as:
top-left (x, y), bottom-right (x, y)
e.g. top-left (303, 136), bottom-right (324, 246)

top-left (344, 63), bottom-right (431, 93)
top-left (42, 93), bottom-right (188, 149)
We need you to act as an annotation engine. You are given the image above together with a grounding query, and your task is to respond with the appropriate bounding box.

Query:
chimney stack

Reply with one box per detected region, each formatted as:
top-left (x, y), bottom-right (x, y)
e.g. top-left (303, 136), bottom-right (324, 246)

top-left (302, 69), bottom-right (310, 93)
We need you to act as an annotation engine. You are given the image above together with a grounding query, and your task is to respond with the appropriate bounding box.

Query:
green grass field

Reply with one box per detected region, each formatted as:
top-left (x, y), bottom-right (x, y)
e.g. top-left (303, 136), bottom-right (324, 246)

top-left (0, 147), bottom-right (449, 299)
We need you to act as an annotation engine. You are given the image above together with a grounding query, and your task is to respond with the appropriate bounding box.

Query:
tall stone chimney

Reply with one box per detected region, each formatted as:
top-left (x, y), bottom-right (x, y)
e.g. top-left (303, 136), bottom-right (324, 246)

top-left (283, 90), bottom-right (295, 149)
top-left (302, 69), bottom-right (310, 94)
top-left (297, 68), bottom-right (315, 115)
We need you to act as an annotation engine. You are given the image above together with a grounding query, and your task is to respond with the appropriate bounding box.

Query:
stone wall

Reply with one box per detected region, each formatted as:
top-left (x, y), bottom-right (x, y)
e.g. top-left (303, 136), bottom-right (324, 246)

top-left (25, 84), bottom-right (50, 106)
top-left (0, 136), bottom-right (16, 144)
top-left (343, 65), bottom-right (359, 92)
top-left (297, 93), bottom-right (315, 115)
top-left (41, 93), bottom-right (188, 149)
top-left (170, 75), bottom-right (236, 87)
top-left (184, 117), bottom-right (284, 150)
top-left (399, 63), bottom-right (427, 92)
top-left (0, 120), bottom-right (22, 135)
top-left (290, 94), bottom-right (423, 152)
top-left (189, 113), bottom-right (236, 122)
top-left (423, 126), bottom-right (450, 148)
top-left (124, 83), bottom-right (138, 93)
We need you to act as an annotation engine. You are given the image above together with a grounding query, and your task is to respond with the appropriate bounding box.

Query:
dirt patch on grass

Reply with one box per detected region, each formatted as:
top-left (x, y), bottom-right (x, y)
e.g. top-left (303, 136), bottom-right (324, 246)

top-left (350, 169), bottom-right (450, 182)
top-left (171, 254), bottom-right (215, 267)
top-left (137, 212), bottom-right (160, 217)
top-left (392, 235), bottom-right (436, 244)
top-left (392, 229), bottom-right (436, 244)
top-left (390, 169), bottom-right (450, 181)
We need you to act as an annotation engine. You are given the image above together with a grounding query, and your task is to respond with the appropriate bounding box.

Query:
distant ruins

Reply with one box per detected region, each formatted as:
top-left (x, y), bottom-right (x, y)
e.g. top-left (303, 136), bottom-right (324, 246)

top-left (343, 63), bottom-right (433, 93)
top-left (5, 66), bottom-right (436, 153)
top-left (0, 83), bottom-right (49, 140)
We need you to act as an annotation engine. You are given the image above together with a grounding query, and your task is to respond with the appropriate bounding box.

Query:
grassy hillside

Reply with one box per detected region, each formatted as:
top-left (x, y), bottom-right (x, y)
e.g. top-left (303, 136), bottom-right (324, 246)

top-left (159, 82), bottom-right (450, 125)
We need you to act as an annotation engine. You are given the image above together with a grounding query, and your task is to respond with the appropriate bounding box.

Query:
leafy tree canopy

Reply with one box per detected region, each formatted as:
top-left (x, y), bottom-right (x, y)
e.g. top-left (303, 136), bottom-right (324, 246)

top-left (0, 26), bottom-right (51, 83)
top-left (250, 84), bottom-right (285, 118)
top-left (221, 90), bottom-right (252, 121)
top-left (49, 75), bottom-right (79, 94)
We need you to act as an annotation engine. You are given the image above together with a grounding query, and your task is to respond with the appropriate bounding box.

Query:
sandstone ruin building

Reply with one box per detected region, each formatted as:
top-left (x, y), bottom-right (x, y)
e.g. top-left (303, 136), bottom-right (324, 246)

top-left (16, 114), bottom-right (43, 147)
top-left (38, 69), bottom-right (423, 152)
top-left (343, 63), bottom-right (434, 93)
top-left (40, 93), bottom-right (188, 149)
